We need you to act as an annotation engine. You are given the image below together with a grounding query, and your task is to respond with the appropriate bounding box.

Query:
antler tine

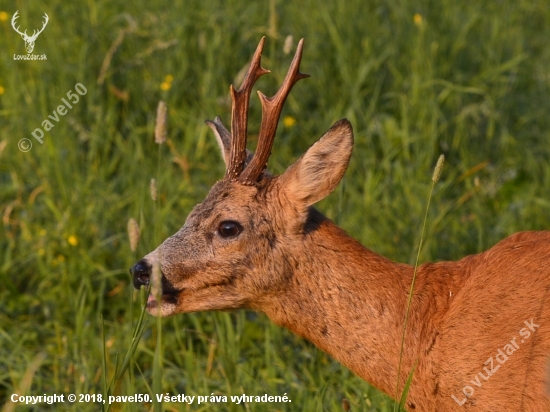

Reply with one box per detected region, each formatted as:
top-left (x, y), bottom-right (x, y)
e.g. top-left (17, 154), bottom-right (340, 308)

top-left (34, 13), bottom-right (49, 37)
top-left (239, 38), bottom-right (310, 184)
top-left (11, 11), bottom-right (25, 36)
top-left (226, 37), bottom-right (270, 180)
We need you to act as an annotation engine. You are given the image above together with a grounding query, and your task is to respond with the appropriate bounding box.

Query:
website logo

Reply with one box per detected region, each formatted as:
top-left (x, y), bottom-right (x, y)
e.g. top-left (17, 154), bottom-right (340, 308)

top-left (12, 10), bottom-right (48, 60)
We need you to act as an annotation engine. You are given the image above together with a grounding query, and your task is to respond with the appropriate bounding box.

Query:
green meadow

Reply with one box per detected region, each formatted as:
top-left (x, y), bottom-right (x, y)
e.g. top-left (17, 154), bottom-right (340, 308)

top-left (1, 0), bottom-right (549, 410)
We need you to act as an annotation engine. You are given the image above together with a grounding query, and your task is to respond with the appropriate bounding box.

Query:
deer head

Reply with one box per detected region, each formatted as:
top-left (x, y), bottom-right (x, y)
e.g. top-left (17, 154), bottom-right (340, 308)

top-left (131, 37), bottom-right (353, 317)
top-left (11, 11), bottom-right (49, 54)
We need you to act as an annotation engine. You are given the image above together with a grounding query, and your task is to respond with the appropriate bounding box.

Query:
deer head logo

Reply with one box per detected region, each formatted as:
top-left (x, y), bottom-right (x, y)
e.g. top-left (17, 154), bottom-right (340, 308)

top-left (11, 10), bottom-right (49, 54)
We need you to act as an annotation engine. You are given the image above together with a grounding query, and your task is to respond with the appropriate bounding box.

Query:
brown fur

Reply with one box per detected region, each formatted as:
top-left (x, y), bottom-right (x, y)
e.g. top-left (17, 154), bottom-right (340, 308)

top-left (132, 39), bottom-right (550, 411)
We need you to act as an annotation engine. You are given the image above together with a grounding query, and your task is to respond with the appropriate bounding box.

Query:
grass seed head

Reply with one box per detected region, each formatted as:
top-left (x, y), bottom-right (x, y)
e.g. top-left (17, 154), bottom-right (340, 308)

top-left (154, 100), bottom-right (167, 144)
top-left (342, 398), bottom-right (351, 411)
top-left (150, 178), bottom-right (158, 201)
top-left (432, 154), bottom-right (445, 182)
top-left (283, 35), bottom-right (294, 54)
top-left (127, 218), bottom-right (140, 252)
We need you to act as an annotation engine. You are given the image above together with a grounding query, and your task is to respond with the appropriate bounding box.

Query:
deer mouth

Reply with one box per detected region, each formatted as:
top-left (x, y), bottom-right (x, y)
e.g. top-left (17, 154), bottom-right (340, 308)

top-left (146, 288), bottom-right (178, 307)
top-left (141, 277), bottom-right (181, 315)
top-left (145, 281), bottom-right (180, 313)
top-left (130, 259), bottom-right (182, 315)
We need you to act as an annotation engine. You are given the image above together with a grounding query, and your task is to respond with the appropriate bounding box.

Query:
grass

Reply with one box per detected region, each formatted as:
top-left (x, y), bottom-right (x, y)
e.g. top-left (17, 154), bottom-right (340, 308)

top-left (394, 154), bottom-right (444, 410)
top-left (1, 0), bottom-right (549, 410)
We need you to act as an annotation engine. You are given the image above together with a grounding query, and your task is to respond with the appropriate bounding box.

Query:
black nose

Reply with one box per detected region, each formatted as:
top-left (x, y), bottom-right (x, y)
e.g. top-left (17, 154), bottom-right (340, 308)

top-left (130, 260), bottom-right (151, 289)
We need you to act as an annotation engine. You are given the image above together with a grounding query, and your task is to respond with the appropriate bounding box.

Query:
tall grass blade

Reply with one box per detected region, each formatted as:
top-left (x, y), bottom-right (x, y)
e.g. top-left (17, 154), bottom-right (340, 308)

top-left (393, 156), bottom-right (444, 411)
top-left (116, 286), bottom-right (150, 381)
top-left (398, 359), bottom-right (418, 411)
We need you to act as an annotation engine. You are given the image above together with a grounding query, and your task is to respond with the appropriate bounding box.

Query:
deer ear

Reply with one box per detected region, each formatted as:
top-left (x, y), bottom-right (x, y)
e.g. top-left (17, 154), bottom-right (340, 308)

top-left (279, 119), bottom-right (353, 207)
top-left (206, 116), bottom-right (232, 166)
top-left (206, 117), bottom-right (256, 171)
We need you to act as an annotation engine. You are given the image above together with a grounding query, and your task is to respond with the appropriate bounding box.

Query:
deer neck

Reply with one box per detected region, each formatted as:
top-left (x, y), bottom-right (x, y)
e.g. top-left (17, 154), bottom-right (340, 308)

top-left (255, 208), bottom-right (433, 398)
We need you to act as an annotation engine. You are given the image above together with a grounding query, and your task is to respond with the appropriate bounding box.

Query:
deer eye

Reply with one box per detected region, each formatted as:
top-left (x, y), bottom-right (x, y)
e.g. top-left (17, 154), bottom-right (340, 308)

top-left (217, 221), bottom-right (242, 238)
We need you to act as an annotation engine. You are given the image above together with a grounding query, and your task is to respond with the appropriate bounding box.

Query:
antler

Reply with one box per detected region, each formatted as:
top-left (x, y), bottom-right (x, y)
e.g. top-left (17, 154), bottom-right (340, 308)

top-left (222, 37), bottom-right (309, 184)
top-left (11, 11), bottom-right (49, 40)
top-left (226, 37), bottom-right (270, 180)
top-left (30, 13), bottom-right (49, 40)
top-left (239, 39), bottom-right (309, 184)
top-left (11, 11), bottom-right (25, 37)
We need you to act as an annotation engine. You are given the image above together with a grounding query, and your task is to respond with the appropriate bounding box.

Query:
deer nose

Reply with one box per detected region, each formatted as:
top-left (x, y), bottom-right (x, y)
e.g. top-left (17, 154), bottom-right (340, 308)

top-left (130, 260), bottom-right (151, 289)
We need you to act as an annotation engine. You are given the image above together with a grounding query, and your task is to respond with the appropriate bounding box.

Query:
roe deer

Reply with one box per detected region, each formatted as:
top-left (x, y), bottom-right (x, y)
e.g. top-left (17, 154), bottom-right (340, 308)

top-left (131, 37), bottom-right (550, 411)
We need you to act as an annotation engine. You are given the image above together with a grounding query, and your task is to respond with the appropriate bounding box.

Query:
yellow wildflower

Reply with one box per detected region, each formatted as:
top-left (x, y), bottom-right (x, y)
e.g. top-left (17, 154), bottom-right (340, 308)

top-left (0, 12), bottom-right (9, 22)
top-left (68, 235), bottom-right (78, 246)
top-left (414, 13), bottom-right (423, 26)
top-left (0, 86), bottom-right (4, 95)
top-left (283, 116), bottom-right (296, 128)
top-left (53, 255), bottom-right (65, 266)
top-left (160, 74), bottom-right (174, 91)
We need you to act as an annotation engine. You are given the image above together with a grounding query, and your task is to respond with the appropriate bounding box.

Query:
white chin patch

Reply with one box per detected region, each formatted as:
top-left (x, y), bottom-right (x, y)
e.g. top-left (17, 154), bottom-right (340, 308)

top-left (146, 294), bottom-right (176, 317)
